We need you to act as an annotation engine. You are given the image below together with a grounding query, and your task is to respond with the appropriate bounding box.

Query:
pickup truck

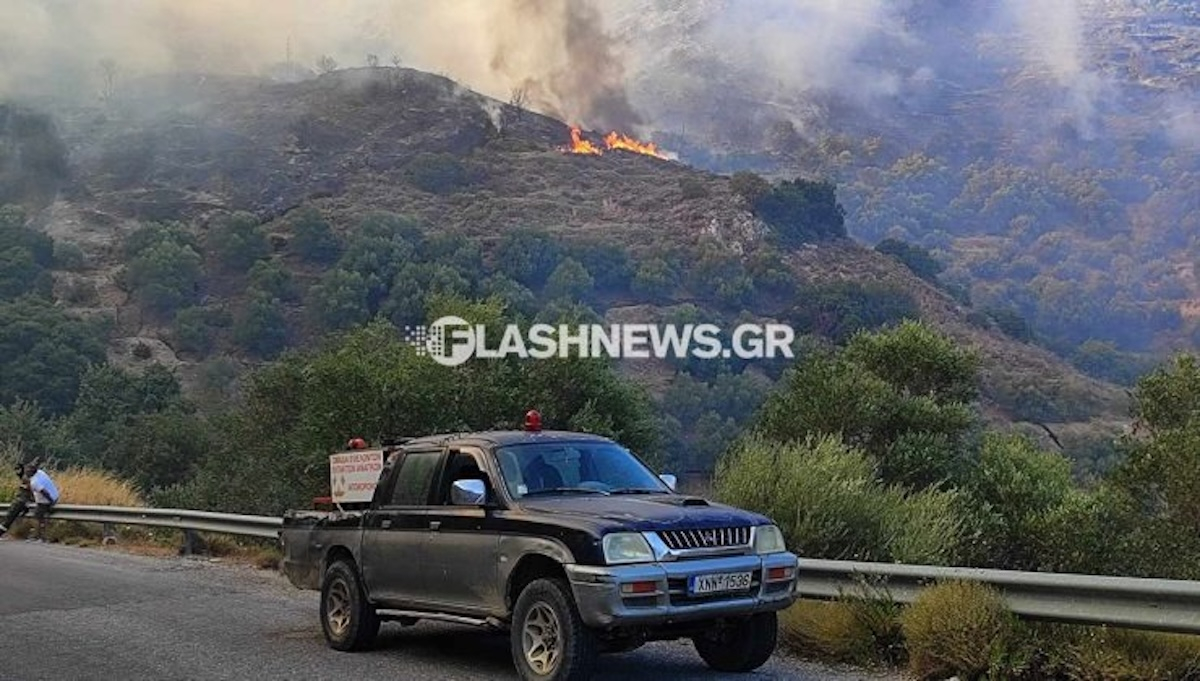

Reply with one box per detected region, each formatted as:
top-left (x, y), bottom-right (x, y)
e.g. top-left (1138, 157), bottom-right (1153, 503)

top-left (281, 413), bottom-right (799, 681)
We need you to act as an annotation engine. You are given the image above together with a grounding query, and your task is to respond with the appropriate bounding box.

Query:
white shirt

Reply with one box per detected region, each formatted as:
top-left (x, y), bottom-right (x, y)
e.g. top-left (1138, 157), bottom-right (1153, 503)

top-left (30, 470), bottom-right (59, 505)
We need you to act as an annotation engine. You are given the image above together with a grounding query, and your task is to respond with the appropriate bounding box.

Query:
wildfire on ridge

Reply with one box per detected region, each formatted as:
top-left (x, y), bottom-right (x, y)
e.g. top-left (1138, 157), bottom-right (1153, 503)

top-left (567, 126), bottom-right (603, 155)
top-left (563, 125), bottom-right (669, 160)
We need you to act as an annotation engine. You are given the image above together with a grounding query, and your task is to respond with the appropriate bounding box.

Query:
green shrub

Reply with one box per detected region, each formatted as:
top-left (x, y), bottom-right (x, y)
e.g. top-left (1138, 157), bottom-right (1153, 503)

top-left (248, 259), bottom-right (298, 302)
top-left (405, 153), bottom-right (475, 194)
top-left (875, 238), bottom-right (944, 282)
top-left (631, 258), bottom-right (679, 301)
top-left (173, 306), bottom-right (218, 356)
top-left (233, 293), bottom-right (289, 359)
top-left (715, 434), bottom-right (964, 564)
top-left (288, 207), bottom-right (341, 264)
top-left (901, 581), bottom-right (1016, 680)
top-left (52, 241), bottom-right (87, 270)
top-left (207, 212), bottom-right (269, 273)
top-left (754, 178), bottom-right (847, 245)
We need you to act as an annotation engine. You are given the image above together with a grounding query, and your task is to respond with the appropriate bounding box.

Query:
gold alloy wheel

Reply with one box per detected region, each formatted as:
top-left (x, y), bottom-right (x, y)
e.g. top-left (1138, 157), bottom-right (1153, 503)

top-left (522, 602), bottom-right (562, 675)
top-left (326, 578), bottom-right (352, 638)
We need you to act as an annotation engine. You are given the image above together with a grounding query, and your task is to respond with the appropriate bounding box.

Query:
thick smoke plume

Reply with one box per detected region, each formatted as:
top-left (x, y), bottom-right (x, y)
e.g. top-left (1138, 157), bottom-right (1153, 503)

top-left (0, 0), bottom-right (639, 131)
top-left (0, 0), bottom-right (1184, 144)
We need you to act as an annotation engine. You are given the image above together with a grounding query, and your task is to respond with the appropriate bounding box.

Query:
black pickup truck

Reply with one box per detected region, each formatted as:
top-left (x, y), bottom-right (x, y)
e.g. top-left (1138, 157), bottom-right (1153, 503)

top-left (281, 415), bottom-right (799, 681)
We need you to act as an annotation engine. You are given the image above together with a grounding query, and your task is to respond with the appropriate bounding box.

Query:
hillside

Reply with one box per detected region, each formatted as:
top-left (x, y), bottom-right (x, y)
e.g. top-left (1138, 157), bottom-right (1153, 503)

top-left (605, 0), bottom-right (1200, 365)
top-left (13, 67), bottom-right (1130, 471)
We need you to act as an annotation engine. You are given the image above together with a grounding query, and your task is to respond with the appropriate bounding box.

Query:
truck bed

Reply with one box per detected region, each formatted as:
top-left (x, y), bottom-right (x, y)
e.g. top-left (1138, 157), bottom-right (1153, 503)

top-left (281, 509), bottom-right (366, 590)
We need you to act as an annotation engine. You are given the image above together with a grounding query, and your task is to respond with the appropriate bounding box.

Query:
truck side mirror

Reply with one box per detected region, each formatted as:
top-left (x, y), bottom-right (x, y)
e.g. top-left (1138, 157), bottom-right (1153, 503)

top-left (659, 474), bottom-right (678, 491)
top-left (451, 479), bottom-right (487, 506)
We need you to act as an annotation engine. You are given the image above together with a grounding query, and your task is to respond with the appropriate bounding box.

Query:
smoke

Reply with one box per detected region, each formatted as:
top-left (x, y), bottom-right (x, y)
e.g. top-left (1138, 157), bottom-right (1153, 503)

top-left (0, 0), bottom-right (1155, 144)
top-left (1003, 0), bottom-right (1109, 138)
top-left (0, 0), bottom-right (640, 131)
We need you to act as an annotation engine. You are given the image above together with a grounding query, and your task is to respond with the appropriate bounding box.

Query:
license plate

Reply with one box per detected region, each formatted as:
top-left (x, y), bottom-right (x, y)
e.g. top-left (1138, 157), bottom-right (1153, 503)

top-left (688, 571), bottom-right (753, 595)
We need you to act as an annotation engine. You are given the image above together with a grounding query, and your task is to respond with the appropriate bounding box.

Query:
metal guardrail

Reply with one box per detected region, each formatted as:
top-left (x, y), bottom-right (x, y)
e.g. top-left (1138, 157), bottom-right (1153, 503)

top-left (24, 504), bottom-right (1200, 635)
top-left (44, 504), bottom-right (282, 539)
top-left (797, 558), bottom-right (1200, 635)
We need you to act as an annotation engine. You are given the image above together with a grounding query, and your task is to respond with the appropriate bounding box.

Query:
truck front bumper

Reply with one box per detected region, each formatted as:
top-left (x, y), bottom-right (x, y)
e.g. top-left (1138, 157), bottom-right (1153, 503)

top-left (565, 552), bottom-right (799, 629)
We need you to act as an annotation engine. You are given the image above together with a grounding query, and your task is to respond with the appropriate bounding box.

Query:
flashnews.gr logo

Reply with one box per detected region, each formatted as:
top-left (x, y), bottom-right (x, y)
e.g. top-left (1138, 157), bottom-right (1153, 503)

top-left (403, 317), bottom-right (795, 368)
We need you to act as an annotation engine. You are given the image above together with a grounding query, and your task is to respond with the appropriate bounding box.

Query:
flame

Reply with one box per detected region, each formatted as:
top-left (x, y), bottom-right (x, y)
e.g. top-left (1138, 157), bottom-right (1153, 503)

top-left (567, 126), bottom-right (603, 155)
top-left (562, 125), bottom-right (669, 160)
top-left (603, 130), bottom-right (666, 158)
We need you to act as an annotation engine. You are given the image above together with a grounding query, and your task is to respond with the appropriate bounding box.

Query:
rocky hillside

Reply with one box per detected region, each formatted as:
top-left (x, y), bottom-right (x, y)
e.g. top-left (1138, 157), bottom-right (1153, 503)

top-left (18, 67), bottom-right (1130, 467)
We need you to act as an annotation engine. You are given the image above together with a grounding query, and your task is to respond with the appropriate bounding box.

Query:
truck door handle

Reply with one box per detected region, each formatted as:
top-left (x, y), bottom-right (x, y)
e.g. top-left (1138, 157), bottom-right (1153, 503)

top-left (429, 521), bottom-right (441, 531)
top-left (381, 519), bottom-right (392, 529)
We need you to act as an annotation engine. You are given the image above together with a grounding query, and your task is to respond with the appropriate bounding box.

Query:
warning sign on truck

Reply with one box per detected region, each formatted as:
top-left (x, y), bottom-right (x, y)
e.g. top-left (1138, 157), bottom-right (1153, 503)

top-left (329, 449), bottom-right (384, 504)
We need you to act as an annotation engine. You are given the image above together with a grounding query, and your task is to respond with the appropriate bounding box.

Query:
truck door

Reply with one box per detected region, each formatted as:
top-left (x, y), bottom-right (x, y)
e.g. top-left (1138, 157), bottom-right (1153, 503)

top-left (359, 448), bottom-right (444, 607)
top-left (422, 447), bottom-right (504, 613)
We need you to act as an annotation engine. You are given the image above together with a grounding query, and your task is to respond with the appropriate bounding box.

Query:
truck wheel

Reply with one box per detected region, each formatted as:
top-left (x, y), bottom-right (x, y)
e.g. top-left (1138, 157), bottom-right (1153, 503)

top-left (320, 559), bottom-right (380, 652)
top-left (511, 578), bottom-right (598, 681)
top-left (693, 611), bottom-right (778, 672)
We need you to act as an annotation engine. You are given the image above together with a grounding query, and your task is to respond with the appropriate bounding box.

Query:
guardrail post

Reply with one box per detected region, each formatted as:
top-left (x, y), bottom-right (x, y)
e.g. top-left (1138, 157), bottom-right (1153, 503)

top-left (102, 523), bottom-right (117, 545)
top-left (181, 529), bottom-right (200, 556)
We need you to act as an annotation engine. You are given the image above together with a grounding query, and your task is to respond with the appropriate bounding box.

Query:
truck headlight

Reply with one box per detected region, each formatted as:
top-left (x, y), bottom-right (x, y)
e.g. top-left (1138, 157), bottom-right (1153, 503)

top-left (754, 525), bottom-right (786, 554)
top-left (603, 532), bottom-right (655, 565)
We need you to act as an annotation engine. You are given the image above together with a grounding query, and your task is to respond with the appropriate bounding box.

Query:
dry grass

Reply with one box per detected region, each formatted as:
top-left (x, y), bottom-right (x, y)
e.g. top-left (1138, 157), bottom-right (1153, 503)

top-left (901, 581), bottom-right (1016, 680)
top-left (781, 595), bottom-right (904, 667)
top-left (52, 467), bottom-right (143, 506)
top-left (1066, 628), bottom-right (1200, 680)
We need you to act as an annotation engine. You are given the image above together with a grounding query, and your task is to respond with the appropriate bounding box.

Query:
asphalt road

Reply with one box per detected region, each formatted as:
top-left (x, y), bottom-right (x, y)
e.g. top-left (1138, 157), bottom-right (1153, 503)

top-left (0, 542), bottom-right (898, 681)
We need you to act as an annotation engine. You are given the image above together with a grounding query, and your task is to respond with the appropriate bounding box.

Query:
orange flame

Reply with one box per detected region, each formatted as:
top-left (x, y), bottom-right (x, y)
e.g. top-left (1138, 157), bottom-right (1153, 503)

top-left (567, 126), bottom-right (603, 155)
top-left (603, 130), bottom-right (666, 158)
top-left (562, 125), bottom-right (669, 160)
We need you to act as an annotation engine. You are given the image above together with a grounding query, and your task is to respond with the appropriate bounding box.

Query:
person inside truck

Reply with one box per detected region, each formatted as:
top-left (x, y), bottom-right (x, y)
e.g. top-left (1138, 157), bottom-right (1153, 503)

top-left (522, 454), bottom-right (563, 492)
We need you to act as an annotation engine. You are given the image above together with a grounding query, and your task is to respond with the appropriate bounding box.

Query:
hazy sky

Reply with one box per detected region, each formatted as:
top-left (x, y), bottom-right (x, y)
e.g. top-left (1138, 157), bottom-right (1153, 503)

top-left (0, 0), bottom-right (1145, 136)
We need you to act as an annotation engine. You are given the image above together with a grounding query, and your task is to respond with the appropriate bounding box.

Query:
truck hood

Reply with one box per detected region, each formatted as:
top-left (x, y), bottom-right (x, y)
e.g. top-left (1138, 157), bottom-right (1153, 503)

top-left (516, 494), bottom-right (771, 532)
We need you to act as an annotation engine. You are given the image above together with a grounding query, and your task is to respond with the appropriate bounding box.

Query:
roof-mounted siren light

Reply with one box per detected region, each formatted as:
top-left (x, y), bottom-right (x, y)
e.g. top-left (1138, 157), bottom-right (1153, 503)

top-left (348, 437), bottom-right (368, 450)
top-left (524, 409), bottom-right (543, 432)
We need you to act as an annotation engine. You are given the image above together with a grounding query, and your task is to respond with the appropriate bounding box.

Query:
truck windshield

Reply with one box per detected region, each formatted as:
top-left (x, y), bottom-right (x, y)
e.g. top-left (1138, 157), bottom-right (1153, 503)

top-left (496, 442), bottom-right (669, 499)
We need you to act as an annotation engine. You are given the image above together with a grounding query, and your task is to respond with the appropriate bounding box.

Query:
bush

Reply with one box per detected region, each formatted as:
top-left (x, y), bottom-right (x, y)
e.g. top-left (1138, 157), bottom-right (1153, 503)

top-left (125, 236), bottom-right (203, 317)
top-left (715, 434), bottom-right (964, 564)
top-left (543, 257), bottom-right (593, 302)
top-left (53, 241), bottom-right (87, 270)
top-left (789, 281), bottom-right (920, 344)
top-left (289, 207), bottom-right (341, 264)
top-left (233, 293), bottom-right (289, 359)
top-left (875, 238), bottom-right (944, 282)
top-left (730, 171), bottom-right (770, 204)
top-left (207, 212), bottom-right (269, 273)
top-left (173, 306), bottom-right (217, 356)
top-left (630, 258), bottom-right (679, 301)
top-left (1066, 628), bottom-right (1200, 680)
top-left (754, 178), bottom-right (847, 245)
top-left (495, 229), bottom-right (561, 289)
top-left (248, 259), bottom-right (298, 302)
top-left (781, 597), bottom-right (904, 666)
top-left (405, 153), bottom-right (475, 194)
top-left (901, 581), bottom-right (1016, 680)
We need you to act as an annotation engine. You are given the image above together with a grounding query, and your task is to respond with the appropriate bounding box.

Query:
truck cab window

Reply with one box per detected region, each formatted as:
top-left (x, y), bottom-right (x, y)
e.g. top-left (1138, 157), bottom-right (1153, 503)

top-left (389, 451), bottom-right (441, 506)
top-left (436, 451), bottom-right (486, 504)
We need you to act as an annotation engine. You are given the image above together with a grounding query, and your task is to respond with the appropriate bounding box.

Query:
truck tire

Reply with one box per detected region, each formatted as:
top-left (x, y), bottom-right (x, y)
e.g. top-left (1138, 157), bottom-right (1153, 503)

top-left (693, 611), bottom-right (778, 672)
top-left (320, 559), bottom-right (381, 652)
top-left (511, 578), bottom-right (598, 681)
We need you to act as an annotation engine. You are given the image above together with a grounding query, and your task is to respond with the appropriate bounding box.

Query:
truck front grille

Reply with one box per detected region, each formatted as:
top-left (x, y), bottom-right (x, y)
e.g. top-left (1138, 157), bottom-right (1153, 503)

top-left (658, 526), bottom-right (751, 551)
